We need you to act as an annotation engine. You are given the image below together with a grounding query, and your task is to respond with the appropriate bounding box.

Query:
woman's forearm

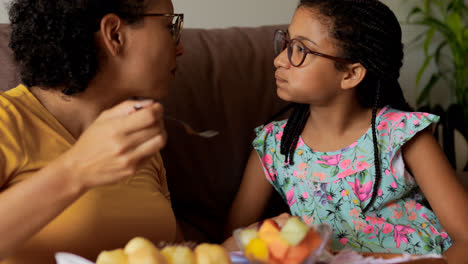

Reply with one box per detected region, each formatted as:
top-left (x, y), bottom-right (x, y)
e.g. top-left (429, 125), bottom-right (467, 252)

top-left (0, 157), bottom-right (84, 259)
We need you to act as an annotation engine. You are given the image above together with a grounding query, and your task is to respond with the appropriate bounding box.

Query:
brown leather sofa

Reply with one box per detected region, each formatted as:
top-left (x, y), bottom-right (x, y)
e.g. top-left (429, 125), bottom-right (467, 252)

top-left (0, 24), bottom-right (290, 243)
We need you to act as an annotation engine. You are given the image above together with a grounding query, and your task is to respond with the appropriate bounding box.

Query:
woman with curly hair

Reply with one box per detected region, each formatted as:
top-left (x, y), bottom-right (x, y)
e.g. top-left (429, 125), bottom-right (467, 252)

top-left (0, 0), bottom-right (184, 262)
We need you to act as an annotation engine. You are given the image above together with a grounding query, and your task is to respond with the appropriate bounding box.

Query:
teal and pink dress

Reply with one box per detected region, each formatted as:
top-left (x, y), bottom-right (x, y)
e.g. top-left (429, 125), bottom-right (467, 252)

top-left (253, 106), bottom-right (451, 254)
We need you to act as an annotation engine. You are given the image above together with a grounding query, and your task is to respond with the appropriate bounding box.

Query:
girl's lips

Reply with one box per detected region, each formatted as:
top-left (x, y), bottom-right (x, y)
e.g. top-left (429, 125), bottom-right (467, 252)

top-left (275, 73), bottom-right (287, 83)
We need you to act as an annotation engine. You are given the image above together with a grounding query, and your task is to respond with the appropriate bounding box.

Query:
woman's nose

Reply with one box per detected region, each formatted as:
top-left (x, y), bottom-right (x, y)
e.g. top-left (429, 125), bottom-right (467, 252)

top-left (273, 49), bottom-right (290, 69)
top-left (175, 42), bottom-right (184, 57)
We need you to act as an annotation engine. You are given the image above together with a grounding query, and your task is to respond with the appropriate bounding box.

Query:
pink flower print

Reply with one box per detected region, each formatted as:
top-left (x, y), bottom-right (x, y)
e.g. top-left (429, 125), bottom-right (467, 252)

top-left (413, 120), bottom-right (420, 126)
top-left (385, 169), bottom-right (391, 175)
top-left (297, 163), bottom-right (309, 173)
top-left (365, 215), bottom-right (385, 225)
top-left (409, 130), bottom-right (414, 134)
top-left (297, 137), bottom-right (305, 147)
top-left (382, 223), bottom-right (393, 234)
top-left (399, 122), bottom-right (405, 128)
top-left (421, 213), bottom-right (429, 221)
top-left (302, 192), bottom-right (309, 199)
top-left (429, 226), bottom-right (440, 235)
top-left (356, 161), bottom-right (370, 171)
top-left (377, 120), bottom-right (388, 130)
top-left (349, 208), bottom-right (361, 218)
top-left (264, 154), bottom-right (273, 165)
top-left (302, 215), bottom-right (314, 225)
top-left (404, 200), bottom-right (416, 211)
top-left (391, 181), bottom-right (398, 188)
top-left (348, 179), bottom-right (373, 202)
top-left (262, 167), bottom-right (276, 182)
top-left (354, 220), bottom-right (367, 232)
top-left (286, 187), bottom-right (297, 207)
top-left (341, 189), bottom-right (349, 197)
top-left (339, 237), bottom-right (348, 245)
top-left (340, 159), bottom-right (351, 169)
top-left (312, 172), bottom-right (329, 181)
top-left (392, 210), bottom-right (403, 219)
top-left (328, 195), bottom-right (333, 201)
top-left (415, 203), bottom-right (422, 211)
top-left (393, 225), bottom-right (415, 248)
top-left (440, 232), bottom-right (448, 239)
top-left (363, 225), bottom-right (375, 234)
top-left (275, 131), bottom-right (283, 141)
top-left (408, 211), bottom-right (417, 221)
top-left (377, 189), bottom-right (383, 196)
top-left (264, 123), bottom-right (274, 133)
top-left (281, 123), bottom-right (287, 129)
top-left (383, 112), bottom-right (404, 122)
top-left (293, 170), bottom-right (305, 179)
top-left (337, 169), bottom-right (357, 179)
top-left (315, 153), bottom-right (342, 166)
top-left (349, 142), bottom-right (358, 148)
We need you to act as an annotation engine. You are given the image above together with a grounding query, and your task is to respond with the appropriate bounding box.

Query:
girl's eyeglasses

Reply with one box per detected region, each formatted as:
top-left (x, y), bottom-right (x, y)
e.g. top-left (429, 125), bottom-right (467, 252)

top-left (274, 29), bottom-right (352, 67)
top-left (142, 13), bottom-right (184, 44)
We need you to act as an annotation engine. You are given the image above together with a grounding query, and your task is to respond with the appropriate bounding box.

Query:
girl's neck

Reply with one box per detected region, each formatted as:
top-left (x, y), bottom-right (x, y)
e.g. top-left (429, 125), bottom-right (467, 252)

top-left (302, 100), bottom-right (373, 152)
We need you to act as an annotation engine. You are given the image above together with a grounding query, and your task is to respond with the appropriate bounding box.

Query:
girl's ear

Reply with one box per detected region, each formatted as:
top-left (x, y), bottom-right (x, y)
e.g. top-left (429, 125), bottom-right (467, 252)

top-left (341, 63), bottom-right (367, 90)
top-left (97, 14), bottom-right (125, 57)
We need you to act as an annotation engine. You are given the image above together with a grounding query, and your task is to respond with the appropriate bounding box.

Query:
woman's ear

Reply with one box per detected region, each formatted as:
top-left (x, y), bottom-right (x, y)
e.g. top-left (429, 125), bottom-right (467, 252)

top-left (97, 14), bottom-right (124, 57)
top-left (341, 63), bottom-right (367, 90)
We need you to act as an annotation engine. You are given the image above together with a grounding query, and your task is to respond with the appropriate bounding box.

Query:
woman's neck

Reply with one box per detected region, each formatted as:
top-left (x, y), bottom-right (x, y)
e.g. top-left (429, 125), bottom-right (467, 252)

top-left (29, 82), bottom-right (123, 139)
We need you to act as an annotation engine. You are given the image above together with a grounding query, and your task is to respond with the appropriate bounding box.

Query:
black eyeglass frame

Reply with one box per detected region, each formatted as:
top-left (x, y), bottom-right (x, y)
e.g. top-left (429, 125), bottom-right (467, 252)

top-left (274, 29), bottom-right (353, 67)
top-left (142, 13), bottom-right (184, 44)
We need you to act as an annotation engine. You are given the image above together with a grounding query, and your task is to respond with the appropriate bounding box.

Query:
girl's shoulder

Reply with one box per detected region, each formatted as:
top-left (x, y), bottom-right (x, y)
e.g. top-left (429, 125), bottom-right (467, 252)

top-left (253, 120), bottom-right (287, 154)
top-left (376, 106), bottom-right (440, 150)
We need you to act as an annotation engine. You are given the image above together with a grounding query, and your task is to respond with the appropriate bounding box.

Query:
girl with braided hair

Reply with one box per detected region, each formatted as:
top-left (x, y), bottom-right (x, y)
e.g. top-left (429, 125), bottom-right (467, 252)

top-left (226, 0), bottom-right (468, 261)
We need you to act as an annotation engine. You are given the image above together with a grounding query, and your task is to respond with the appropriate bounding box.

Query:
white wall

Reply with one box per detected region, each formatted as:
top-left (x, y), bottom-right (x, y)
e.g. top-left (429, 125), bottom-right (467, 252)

top-left (0, 0), bottom-right (450, 107)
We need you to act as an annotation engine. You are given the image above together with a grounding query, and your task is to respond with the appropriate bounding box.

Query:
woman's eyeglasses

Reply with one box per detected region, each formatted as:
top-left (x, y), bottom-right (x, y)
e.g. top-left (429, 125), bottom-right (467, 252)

top-left (142, 13), bottom-right (184, 44)
top-left (274, 29), bottom-right (352, 67)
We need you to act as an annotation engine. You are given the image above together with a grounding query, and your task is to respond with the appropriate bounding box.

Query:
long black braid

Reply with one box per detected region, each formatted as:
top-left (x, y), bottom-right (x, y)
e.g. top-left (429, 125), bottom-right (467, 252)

top-left (277, 0), bottom-right (413, 213)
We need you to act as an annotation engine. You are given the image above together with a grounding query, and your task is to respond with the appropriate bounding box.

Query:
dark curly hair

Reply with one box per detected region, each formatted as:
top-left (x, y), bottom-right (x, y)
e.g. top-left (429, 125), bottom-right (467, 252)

top-left (277, 0), bottom-right (413, 213)
top-left (8, 0), bottom-right (151, 95)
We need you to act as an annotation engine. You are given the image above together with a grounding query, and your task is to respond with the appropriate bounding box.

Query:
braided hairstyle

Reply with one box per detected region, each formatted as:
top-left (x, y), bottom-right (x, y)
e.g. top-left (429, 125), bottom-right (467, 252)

top-left (280, 0), bottom-right (412, 213)
top-left (8, 0), bottom-right (150, 95)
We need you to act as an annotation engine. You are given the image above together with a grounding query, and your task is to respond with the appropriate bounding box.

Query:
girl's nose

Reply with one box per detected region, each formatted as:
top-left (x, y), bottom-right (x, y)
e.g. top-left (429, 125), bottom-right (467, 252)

top-left (273, 49), bottom-right (290, 69)
top-left (175, 42), bottom-right (184, 57)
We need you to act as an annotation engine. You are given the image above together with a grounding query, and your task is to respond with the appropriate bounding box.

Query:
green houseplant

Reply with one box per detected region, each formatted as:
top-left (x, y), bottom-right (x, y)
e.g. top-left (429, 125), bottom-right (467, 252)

top-left (405, 0), bottom-right (468, 169)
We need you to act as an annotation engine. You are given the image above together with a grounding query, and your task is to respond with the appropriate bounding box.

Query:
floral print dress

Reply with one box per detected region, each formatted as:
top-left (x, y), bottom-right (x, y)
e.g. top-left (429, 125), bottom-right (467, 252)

top-left (253, 106), bottom-right (451, 254)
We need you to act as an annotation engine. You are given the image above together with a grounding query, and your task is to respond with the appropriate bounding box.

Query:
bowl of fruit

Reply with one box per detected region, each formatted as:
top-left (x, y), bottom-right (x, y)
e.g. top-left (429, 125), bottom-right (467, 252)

top-left (233, 216), bottom-right (332, 264)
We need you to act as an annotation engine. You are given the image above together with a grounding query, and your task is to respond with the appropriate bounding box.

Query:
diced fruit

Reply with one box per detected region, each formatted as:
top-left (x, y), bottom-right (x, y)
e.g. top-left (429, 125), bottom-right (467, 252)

top-left (280, 217), bottom-right (309, 246)
top-left (284, 228), bottom-right (323, 264)
top-left (96, 249), bottom-right (128, 264)
top-left (244, 238), bottom-right (269, 263)
top-left (257, 219), bottom-right (289, 260)
top-left (237, 228), bottom-right (258, 249)
top-left (161, 246), bottom-right (195, 264)
top-left (194, 243), bottom-right (231, 264)
top-left (124, 237), bottom-right (168, 264)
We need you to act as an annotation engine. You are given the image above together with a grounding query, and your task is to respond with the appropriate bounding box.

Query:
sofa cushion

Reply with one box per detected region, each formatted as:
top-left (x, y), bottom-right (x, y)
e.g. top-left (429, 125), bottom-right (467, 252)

top-left (0, 24), bottom-right (20, 92)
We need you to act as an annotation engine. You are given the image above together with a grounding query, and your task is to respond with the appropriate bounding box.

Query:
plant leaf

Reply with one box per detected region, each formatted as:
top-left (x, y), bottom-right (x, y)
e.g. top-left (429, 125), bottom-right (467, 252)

top-left (424, 27), bottom-right (436, 55)
top-left (447, 12), bottom-right (464, 44)
top-left (417, 73), bottom-right (441, 106)
top-left (416, 54), bottom-right (434, 86)
top-left (407, 7), bottom-right (424, 22)
top-left (434, 40), bottom-right (448, 65)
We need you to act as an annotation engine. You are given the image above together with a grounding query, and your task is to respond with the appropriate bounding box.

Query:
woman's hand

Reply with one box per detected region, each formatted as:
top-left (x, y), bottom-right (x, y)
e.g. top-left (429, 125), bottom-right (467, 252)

top-left (60, 99), bottom-right (167, 190)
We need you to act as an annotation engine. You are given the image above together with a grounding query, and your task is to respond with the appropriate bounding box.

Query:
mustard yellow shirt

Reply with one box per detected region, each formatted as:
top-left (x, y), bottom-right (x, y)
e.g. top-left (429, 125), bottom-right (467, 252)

top-left (0, 85), bottom-right (176, 264)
